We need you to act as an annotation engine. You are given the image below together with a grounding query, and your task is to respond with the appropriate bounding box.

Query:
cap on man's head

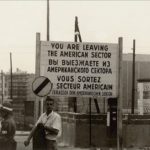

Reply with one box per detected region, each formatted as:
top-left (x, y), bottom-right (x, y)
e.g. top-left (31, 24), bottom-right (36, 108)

top-left (1, 102), bottom-right (13, 112)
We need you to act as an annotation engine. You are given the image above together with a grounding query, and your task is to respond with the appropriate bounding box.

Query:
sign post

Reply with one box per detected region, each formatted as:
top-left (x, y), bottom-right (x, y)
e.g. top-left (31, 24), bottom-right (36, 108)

top-left (117, 37), bottom-right (123, 150)
top-left (34, 32), bottom-right (41, 122)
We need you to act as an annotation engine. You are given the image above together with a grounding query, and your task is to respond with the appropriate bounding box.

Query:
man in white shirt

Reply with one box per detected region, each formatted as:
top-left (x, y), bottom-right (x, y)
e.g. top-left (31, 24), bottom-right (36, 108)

top-left (24, 96), bottom-right (62, 150)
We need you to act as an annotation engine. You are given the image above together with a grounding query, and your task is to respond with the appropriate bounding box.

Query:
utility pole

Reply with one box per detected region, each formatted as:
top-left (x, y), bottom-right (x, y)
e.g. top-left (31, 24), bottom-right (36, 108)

top-left (131, 39), bottom-right (136, 114)
top-left (10, 52), bottom-right (13, 100)
top-left (47, 0), bottom-right (49, 41)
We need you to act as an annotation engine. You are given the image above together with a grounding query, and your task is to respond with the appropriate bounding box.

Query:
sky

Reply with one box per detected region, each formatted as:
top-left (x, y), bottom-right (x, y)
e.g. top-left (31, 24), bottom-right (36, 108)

top-left (0, 0), bottom-right (150, 73)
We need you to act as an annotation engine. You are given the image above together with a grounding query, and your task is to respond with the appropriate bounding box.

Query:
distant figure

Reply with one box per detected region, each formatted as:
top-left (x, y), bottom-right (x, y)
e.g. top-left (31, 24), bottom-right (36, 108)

top-left (24, 96), bottom-right (62, 150)
top-left (0, 102), bottom-right (16, 150)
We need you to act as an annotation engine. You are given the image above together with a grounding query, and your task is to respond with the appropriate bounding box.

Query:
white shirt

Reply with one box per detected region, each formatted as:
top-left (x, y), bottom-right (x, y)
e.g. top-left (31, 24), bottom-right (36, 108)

top-left (36, 111), bottom-right (62, 141)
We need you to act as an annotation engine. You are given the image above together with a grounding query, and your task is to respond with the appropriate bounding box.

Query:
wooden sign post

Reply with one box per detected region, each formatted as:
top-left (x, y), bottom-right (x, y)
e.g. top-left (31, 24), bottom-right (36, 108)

top-left (117, 37), bottom-right (123, 150)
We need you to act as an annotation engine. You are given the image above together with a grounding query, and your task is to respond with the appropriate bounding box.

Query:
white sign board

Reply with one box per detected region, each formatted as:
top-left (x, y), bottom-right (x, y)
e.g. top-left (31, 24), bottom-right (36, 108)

top-left (137, 82), bottom-right (150, 114)
top-left (40, 41), bottom-right (119, 97)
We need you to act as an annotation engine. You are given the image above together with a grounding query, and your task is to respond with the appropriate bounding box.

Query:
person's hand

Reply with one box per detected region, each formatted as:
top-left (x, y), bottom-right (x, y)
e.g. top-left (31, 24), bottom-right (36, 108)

top-left (44, 125), bottom-right (48, 130)
top-left (24, 139), bottom-right (30, 147)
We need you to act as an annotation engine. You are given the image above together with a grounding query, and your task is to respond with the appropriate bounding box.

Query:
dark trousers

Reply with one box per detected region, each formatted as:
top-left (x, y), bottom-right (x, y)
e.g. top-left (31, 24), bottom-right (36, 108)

top-left (46, 139), bottom-right (57, 150)
top-left (0, 138), bottom-right (17, 150)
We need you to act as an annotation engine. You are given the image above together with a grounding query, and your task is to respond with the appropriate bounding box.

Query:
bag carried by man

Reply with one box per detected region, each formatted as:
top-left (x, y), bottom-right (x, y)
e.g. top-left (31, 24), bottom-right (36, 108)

top-left (33, 123), bottom-right (47, 150)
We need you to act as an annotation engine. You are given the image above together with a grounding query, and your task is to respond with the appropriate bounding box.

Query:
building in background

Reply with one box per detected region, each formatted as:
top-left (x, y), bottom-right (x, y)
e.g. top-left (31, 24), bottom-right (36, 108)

top-left (25, 73), bottom-right (36, 129)
top-left (122, 53), bottom-right (150, 113)
top-left (4, 68), bottom-right (36, 130)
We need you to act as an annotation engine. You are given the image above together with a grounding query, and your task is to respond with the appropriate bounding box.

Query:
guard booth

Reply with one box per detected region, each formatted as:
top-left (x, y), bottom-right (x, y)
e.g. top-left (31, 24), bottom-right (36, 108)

top-left (107, 98), bottom-right (117, 137)
top-left (107, 98), bottom-right (117, 147)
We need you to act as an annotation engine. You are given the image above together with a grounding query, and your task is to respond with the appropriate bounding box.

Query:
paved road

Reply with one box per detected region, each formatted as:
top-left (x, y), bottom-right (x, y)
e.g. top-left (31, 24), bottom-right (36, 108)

top-left (15, 134), bottom-right (88, 150)
top-left (14, 132), bottom-right (146, 150)
top-left (15, 136), bottom-right (145, 150)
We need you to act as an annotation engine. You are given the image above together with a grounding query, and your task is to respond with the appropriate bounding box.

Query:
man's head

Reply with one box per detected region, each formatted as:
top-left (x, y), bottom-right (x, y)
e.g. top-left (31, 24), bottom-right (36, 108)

top-left (45, 96), bottom-right (54, 114)
top-left (0, 102), bottom-right (13, 118)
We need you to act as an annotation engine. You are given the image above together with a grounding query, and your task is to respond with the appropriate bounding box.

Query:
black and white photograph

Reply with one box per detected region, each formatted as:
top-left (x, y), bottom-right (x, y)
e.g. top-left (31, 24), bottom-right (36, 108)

top-left (0, 0), bottom-right (150, 150)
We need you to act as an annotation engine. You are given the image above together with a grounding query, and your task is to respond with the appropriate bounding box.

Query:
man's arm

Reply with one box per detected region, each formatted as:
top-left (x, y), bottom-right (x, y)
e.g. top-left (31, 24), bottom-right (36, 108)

top-left (44, 126), bottom-right (59, 135)
top-left (24, 125), bottom-right (37, 146)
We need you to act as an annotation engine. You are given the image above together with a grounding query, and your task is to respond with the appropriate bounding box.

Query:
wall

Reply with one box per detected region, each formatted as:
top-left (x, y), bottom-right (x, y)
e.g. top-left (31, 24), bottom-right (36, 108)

top-left (123, 115), bottom-right (150, 148)
top-left (60, 113), bottom-right (115, 148)
top-left (60, 113), bottom-right (150, 148)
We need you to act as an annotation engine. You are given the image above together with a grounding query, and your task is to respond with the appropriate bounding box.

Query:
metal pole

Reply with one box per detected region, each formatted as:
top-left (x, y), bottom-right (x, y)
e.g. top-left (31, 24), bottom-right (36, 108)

top-left (131, 39), bottom-right (136, 114)
top-left (117, 37), bottom-right (123, 150)
top-left (10, 52), bottom-right (13, 100)
top-left (47, 0), bottom-right (49, 41)
top-left (75, 16), bottom-right (82, 42)
top-left (89, 97), bottom-right (92, 147)
top-left (75, 17), bottom-right (93, 147)
top-left (74, 16), bottom-right (78, 42)
top-left (94, 98), bottom-right (100, 113)
top-left (70, 16), bottom-right (79, 113)
top-left (35, 33), bottom-right (41, 122)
